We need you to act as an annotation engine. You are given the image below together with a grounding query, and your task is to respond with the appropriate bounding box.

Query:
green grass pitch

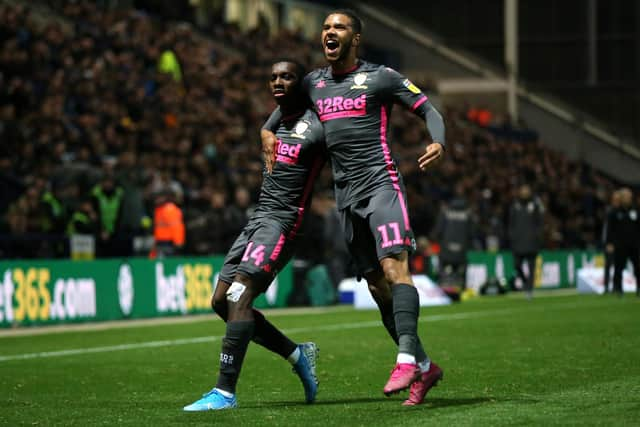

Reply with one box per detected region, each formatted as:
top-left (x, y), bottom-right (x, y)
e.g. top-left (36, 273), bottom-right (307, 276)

top-left (1, 293), bottom-right (639, 426)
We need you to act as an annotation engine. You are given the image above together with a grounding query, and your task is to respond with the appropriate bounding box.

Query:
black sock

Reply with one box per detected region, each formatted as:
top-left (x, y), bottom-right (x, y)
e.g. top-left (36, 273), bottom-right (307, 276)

top-left (214, 302), bottom-right (295, 360)
top-left (379, 301), bottom-right (400, 344)
top-left (252, 310), bottom-right (297, 359)
top-left (392, 284), bottom-right (420, 358)
top-left (380, 298), bottom-right (429, 363)
top-left (215, 320), bottom-right (255, 394)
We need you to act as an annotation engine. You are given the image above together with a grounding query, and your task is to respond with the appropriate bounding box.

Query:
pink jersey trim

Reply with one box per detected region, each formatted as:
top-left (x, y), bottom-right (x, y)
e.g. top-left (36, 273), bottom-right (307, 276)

top-left (270, 233), bottom-right (286, 261)
top-left (411, 96), bottom-right (428, 111)
top-left (288, 157), bottom-right (324, 239)
top-left (380, 106), bottom-right (411, 231)
top-left (319, 109), bottom-right (366, 122)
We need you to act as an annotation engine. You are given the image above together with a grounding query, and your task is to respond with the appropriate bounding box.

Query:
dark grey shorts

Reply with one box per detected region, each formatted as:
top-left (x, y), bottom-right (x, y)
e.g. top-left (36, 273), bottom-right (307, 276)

top-left (219, 219), bottom-right (296, 288)
top-left (339, 189), bottom-right (416, 275)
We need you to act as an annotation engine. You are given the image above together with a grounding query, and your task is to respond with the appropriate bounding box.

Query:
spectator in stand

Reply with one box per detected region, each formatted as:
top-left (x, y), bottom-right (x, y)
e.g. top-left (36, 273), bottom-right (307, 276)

top-left (66, 198), bottom-right (100, 236)
top-left (151, 188), bottom-right (185, 258)
top-left (0, 2), bottom-right (624, 262)
top-left (91, 170), bottom-right (124, 257)
top-left (226, 186), bottom-right (251, 238)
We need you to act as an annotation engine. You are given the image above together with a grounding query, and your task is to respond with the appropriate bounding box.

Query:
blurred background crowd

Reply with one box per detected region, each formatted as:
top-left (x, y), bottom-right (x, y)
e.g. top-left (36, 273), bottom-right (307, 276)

top-left (0, 1), bottom-right (630, 273)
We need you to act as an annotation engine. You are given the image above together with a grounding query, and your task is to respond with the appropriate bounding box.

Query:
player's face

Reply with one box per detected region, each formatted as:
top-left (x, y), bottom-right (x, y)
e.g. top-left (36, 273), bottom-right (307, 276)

top-left (269, 62), bottom-right (300, 104)
top-left (321, 14), bottom-right (358, 62)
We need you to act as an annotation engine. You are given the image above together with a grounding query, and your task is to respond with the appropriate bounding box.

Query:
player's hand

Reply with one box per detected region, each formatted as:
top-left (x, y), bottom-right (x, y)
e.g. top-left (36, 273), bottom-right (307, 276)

top-left (261, 129), bottom-right (277, 174)
top-left (418, 142), bottom-right (444, 171)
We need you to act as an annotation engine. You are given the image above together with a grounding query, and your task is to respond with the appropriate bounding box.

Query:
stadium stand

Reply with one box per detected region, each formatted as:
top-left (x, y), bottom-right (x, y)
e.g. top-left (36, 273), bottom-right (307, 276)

top-left (0, 1), bottom-right (620, 262)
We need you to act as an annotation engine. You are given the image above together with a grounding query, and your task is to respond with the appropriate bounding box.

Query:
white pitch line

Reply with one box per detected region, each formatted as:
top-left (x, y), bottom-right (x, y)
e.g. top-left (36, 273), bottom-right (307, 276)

top-left (0, 301), bottom-right (608, 363)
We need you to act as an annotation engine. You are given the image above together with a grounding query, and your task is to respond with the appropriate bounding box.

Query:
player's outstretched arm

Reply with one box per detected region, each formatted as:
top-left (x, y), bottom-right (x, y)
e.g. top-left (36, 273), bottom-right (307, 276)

top-left (415, 90), bottom-right (445, 171)
top-left (382, 67), bottom-right (445, 171)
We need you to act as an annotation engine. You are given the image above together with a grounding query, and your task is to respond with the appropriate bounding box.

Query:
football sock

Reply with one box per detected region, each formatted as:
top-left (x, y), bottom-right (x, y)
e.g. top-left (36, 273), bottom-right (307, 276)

top-left (215, 320), bottom-right (254, 394)
top-left (215, 302), bottom-right (296, 361)
top-left (392, 284), bottom-right (420, 360)
top-left (397, 352), bottom-right (416, 364)
top-left (252, 309), bottom-right (298, 360)
top-left (380, 298), bottom-right (430, 365)
top-left (418, 359), bottom-right (431, 373)
top-left (379, 302), bottom-right (400, 344)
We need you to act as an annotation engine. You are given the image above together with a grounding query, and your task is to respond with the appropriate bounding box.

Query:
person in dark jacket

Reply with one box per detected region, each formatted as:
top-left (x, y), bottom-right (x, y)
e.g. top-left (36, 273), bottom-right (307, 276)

top-left (432, 195), bottom-right (476, 287)
top-left (601, 190), bottom-right (621, 293)
top-left (508, 184), bottom-right (544, 299)
top-left (608, 188), bottom-right (640, 296)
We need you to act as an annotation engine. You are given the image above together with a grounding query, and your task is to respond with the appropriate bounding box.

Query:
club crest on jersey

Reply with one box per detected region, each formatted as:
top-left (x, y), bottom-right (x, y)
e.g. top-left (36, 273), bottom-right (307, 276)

top-left (403, 79), bottom-right (422, 94)
top-left (291, 120), bottom-right (309, 139)
top-left (350, 72), bottom-right (368, 89)
top-left (316, 80), bottom-right (326, 88)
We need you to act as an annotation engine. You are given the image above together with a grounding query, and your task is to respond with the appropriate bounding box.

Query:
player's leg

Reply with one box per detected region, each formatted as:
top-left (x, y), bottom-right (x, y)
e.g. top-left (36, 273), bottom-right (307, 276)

top-left (254, 230), bottom-right (319, 403)
top-left (211, 280), bottom-right (298, 361)
top-left (603, 251), bottom-right (613, 293)
top-left (525, 254), bottom-right (536, 299)
top-left (212, 224), bottom-right (300, 360)
top-left (629, 247), bottom-right (640, 296)
top-left (612, 249), bottom-right (625, 295)
top-left (183, 275), bottom-right (259, 411)
top-left (364, 190), bottom-right (443, 399)
top-left (184, 223), bottom-right (317, 411)
top-left (224, 222), bottom-right (318, 401)
top-left (213, 274), bottom-right (259, 400)
top-left (364, 266), bottom-right (432, 370)
top-left (513, 253), bottom-right (527, 290)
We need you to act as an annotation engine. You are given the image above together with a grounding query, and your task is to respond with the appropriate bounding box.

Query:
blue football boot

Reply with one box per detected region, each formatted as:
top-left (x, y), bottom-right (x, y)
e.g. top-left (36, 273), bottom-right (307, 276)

top-left (292, 342), bottom-right (319, 403)
top-left (183, 388), bottom-right (237, 411)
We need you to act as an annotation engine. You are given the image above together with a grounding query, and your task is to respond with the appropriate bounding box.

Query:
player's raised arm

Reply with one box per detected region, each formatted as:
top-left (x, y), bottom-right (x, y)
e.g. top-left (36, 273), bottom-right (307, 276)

top-left (382, 67), bottom-right (446, 171)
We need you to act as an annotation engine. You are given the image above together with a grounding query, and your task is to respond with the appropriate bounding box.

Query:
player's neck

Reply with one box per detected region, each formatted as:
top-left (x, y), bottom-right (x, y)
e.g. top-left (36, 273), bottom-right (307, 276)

top-left (280, 100), bottom-right (306, 121)
top-left (330, 57), bottom-right (359, 75)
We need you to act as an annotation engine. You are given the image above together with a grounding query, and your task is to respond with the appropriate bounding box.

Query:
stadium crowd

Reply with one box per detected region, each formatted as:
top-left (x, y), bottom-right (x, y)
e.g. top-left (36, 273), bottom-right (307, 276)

top-left (0, 1), bottom-right (622, 265)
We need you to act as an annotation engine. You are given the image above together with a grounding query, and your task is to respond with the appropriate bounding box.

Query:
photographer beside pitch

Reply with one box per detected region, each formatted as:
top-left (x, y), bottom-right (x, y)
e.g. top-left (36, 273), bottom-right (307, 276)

top-left (184, 59), bottom-right (326, 411)
top-left (262, 9), bottom-right (445, 406)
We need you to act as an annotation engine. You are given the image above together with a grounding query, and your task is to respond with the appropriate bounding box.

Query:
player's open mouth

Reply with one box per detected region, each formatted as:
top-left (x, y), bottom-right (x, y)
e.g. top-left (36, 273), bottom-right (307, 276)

top-left (325, 39), bottom-right (339, 54)
top-left (273, 88), bottom-right (285, 97)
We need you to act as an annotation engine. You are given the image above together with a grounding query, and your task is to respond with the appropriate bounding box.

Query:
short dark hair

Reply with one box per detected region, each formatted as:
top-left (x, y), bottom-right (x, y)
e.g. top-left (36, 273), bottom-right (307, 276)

top-left (329, 8), bottom-right (362, 34)
top-left (271, 58), bottom-right (307, 80)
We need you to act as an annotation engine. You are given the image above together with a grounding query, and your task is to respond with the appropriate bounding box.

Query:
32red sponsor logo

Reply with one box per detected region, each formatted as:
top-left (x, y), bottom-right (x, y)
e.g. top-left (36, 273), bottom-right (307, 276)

top-left (316, 94), bottom-right (366, 114)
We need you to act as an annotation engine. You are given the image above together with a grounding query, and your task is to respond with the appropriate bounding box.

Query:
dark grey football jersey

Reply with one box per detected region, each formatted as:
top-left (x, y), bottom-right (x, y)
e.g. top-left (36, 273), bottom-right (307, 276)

top-left (252, 108), bottom-right (326, 236)
top-left (266, 60), bottom-right (445, 209)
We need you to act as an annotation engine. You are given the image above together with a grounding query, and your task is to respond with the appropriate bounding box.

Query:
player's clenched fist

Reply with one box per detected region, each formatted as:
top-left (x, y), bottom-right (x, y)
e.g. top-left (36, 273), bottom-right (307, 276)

top-left (418, 142), bottom-right (444, 171)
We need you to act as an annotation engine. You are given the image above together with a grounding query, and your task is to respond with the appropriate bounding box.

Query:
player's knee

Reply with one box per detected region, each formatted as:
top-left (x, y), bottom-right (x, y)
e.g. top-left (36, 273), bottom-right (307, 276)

top-left (226, 280), bottom-right (255, 311)
top-left (382, 263), bottom-right (410, 284)
top-left (211, 294), bottom-right (228, 320)
top-left (380, 253), bottom-right (411, 283)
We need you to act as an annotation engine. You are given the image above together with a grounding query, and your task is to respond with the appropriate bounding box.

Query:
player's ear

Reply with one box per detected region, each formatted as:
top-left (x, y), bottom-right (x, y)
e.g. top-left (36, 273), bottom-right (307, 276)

top-left (353, 33), bottom-right (361, 47)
